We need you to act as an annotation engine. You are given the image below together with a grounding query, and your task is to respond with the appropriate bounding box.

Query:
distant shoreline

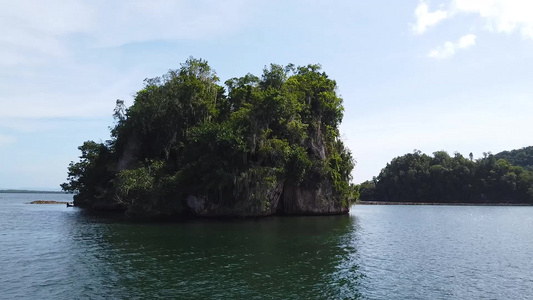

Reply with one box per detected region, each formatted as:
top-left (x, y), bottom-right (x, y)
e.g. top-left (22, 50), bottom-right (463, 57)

top-left (0, 190), bottom-right (71, 194)
top-left (357, 201), bottom-right (532, 206)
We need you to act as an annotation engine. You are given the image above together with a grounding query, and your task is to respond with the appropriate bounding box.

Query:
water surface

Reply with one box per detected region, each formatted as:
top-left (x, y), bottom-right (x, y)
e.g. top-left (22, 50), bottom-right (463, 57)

top-left (1, 193), bottom-right (532, 299)
top-left (0, 193), bottom-right (360, 299)
top-left (355, 205), bottom-right (533, 299)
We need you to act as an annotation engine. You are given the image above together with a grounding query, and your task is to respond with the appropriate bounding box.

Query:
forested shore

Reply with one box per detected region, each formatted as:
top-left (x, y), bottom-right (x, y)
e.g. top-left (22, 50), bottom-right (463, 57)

top-left (358, 148), bottom-right (533, 204)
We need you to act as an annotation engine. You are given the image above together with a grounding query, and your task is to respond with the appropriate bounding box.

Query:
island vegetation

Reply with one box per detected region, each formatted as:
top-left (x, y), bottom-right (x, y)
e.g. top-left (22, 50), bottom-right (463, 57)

top-left (61, 58), bottom-right (355, 217)
top-left (358, 150), bottom-right (533, 204)
top-left (494, 146), bottom-right (533, 172)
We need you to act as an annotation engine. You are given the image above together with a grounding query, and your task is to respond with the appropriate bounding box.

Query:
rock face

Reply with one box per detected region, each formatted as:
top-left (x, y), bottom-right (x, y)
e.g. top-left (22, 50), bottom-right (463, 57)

top-left (183, 180), bottom-right (348, 217)
top-left (185, 181), bottom-right (284, 217)
top-left (275, 128), bottom-right (348, 215)
top-left (280, 182), bottom-right (348, 215)
top-left (73, 134), bottom-right (349, 218)
top-left (74, 195), bottom-right (126, 212)
top-left (75, 128), bottom-right (349, 218)
top-left (174, 132), bottom-right (348, 217)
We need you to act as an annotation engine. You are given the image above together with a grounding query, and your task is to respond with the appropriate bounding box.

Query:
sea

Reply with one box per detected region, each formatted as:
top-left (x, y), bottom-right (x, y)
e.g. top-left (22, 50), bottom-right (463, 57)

top-left (1, 193), bottom-right (532, 299)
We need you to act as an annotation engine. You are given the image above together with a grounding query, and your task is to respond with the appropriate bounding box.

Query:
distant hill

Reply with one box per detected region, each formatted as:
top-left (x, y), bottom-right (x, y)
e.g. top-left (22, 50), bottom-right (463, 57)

top-left (495, 146), bottom-right (533, 171)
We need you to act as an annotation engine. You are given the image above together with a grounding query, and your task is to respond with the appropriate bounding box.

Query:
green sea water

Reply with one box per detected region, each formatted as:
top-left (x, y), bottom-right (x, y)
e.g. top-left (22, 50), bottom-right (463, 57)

top-left (1, 193), bottom-right (533, 299)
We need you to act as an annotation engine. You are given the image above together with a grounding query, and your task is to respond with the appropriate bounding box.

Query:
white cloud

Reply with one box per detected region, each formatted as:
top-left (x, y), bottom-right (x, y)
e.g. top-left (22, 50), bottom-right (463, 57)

top-left (0, 95), bottom-right (108, 119)
top-left (0, 0), bottom-right (266, 128)
top-left (0, 0), bottom-right (259, 121)
top-left (0, 53), bottom-right (144, 119)
top-left (0, 0), bottom-right (254, 67)
top-left (428, 41), bottom-right (456, 59)
top-left (413, 1), bottom-right (533, 39)
top-left (428, 34), bottom-right (476, 58)
top-left (457, 33), bottom-right (476, 48)
top-left (412, 1), bottom-right (450, 34)
top-left (453, 0), bottom-right (533, 38)
top-left (0, 75), bottom-right (136, 119)
top-left (89, 1), bottom-right (253, 48)
top-left (0, 0), bottom-right (93, 66)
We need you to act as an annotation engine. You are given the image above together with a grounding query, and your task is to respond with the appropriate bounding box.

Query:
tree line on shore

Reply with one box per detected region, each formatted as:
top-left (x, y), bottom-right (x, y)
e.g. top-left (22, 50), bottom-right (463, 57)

top-left (358, 148), bottom-right (533, 204)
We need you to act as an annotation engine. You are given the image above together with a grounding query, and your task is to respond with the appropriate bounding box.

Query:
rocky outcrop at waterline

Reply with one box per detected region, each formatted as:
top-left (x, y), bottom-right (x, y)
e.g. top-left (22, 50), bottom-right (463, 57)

top-left (28, 200), bottom-right (73, 205)
top-left (74, 180), bottom-right (349, 218)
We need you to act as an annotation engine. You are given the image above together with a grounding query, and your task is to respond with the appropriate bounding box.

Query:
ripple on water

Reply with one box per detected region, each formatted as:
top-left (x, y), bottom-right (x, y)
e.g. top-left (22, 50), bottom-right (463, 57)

top-left (3, 197), bottom-right (533, 299)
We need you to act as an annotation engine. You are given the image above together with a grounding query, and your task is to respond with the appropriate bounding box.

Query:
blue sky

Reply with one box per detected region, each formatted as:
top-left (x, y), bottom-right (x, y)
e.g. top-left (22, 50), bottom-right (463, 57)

top-left (1, 0), bottom-right (533, 189)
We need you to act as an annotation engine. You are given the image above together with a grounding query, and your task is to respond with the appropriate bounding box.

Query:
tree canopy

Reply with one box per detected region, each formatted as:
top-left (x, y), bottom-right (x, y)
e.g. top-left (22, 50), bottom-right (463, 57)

top-left (62, 58), bottom-right (355, 217)
top-left (494, 146), bottom-right (533, 172)
top-left (358, 150), bottom-right (533, 204)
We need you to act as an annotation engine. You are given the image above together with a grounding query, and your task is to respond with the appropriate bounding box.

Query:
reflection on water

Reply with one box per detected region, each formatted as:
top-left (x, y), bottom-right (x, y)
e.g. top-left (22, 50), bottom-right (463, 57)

top-left (82, 215), bottom-right (363, 299)
top-left (0, 194), bottom-right (363, 299)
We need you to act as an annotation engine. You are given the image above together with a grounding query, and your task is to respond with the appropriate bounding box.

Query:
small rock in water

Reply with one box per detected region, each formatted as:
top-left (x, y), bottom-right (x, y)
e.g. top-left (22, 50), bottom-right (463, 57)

top-left (28, 200), bottom-right (69, 204)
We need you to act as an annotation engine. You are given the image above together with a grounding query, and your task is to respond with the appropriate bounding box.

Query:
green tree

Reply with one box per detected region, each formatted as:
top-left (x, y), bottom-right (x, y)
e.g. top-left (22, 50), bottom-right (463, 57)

top-left (362, 150), bottom-right (533, 204)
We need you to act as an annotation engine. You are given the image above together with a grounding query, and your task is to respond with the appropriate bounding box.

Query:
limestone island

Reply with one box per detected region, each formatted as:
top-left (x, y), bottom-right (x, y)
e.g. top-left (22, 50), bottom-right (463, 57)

top-left (61, 58), bottom-right (356, 218)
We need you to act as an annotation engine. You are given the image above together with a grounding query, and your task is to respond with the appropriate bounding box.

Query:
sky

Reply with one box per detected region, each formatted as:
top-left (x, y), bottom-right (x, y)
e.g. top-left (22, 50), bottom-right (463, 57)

top-left (1, 0), bottom-right (533, 190)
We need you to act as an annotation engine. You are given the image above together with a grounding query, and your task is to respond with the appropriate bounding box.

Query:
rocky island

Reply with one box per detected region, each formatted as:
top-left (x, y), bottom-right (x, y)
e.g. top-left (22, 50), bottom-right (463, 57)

top-left (61, 58), bottom-right (355, 218)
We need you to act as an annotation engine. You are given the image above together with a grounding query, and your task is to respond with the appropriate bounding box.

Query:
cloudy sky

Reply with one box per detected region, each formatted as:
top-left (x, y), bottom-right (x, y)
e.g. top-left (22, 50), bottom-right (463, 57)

top-left (1, 0), bottom-right (532, 189)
